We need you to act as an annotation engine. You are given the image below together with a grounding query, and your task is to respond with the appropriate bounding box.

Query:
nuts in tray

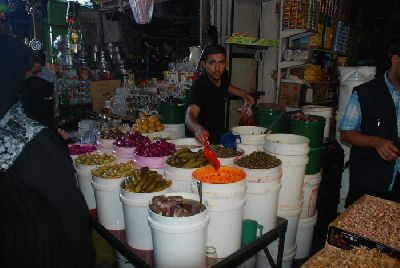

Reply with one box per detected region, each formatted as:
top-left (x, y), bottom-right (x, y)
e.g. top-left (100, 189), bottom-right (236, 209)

top-left (302, 247), bottom-right (400, 268)
top-left (334, 195), bottom-right (400, 250)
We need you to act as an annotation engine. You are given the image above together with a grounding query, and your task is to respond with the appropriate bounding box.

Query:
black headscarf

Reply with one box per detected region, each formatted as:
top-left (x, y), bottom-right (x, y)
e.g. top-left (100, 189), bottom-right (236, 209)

top-left (0, 34), bottom-right (34, 119)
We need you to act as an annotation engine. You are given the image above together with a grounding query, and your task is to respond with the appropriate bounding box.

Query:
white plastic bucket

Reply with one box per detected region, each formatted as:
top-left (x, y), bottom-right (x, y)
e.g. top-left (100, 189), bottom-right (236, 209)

top-left (217, 148), bottom-right (244, 167)
top-left (244, 180), bottom-right (282, 233)
top-left (164, 164), bottom-right (196, 192)
top-left (148, 192), bottom-right (209, 268)
top-left (231, 126), bottom-right (267, 145)
top-left (269, 201), bottom-right (302, 253)
top-left (134, 155), bottom-right (169, 170)
top-left (192, 178), bottom-right (247, 258)
top-left (91, 176), bottom-right (125, 230)
top-left (76, 163), bottom-right (99, 209)
top-left (120, 184), bottom-right (171, 250)
top-left (302, 105), bottom-right (333, 140)
top-left (114, 146), bottom-right (135, 160)
top-left (97, 138), bottom-right (115, 149)
top-left (237, 165), bottom-right (282, 183)
top-left (264, 134), bottom-right (309, 207)
top-left (301, 172), bottom-right (322, 218)
top-left (170, 138), bottom-right (203, 152)
top-left (295, 211), bottom-right (318, 259)
top-left (116, 252), bottom-right (135, 268)
top-left (164, 123), bottom-right (185, 139)
top-left (256, 245), bottom-right (296, 268)
top-left (338, 68), bottom-right (367, 114)
top-left (237, 144), bottom-right (265, 155)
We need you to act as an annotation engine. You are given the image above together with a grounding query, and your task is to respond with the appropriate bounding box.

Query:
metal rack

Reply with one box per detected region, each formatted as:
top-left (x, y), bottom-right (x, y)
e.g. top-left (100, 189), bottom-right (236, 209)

top-left (90, 210), bottom-right (288, 268)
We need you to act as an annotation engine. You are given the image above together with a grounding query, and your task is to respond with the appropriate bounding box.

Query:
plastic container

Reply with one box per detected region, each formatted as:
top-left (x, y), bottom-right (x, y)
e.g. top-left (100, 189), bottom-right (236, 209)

top-left (255, 108), bottom-right (287, 134)
top-left (256, 245), bottom-right (296, 268)
top-left (269, 201), bottom-right (302, 253)
top-left (192, 167), bottom-right (247, 258)
top-left (301, 172), bottom-right (322, 218)
top-left (91, 175), bottom-right (125, 230)
top-left (164, 123), bottom-right (185, 139)
top-left (231, 126), bottom-right (267, 145)
top-left (97, 137), bottom-right (115, 149)
top-left (338, 68), bottom-right (367, 114)
top-left (134, 155), bottom-right (170, 169)
top-left (120, 183), bottom-right (171, 250)
top-left (164, 164), bottom-right (197, 193)
top-left (288, 115), bottom-right (325, 147)
top-left (158, 103), bottom-right (185, 124)
top-left (236, 164), bottom-right (282, 183)
top-left (301, 105), bottom-right (332, 140)
top-left (113, 145), bottom-right (135, 160)
top-left (305, 146), bottom-right (322, 175)
top-left (170, 138), bottom-right (203, 152)
top-left (148, 192), bottom-right (209, 268)
top-left (217, 148), bottom-right (244, 167)
top-left (264, 134), bottom-right (309, 207)
top-left (76, 163), bottom-right (99, 209)
top-left (295, 212), bottom-right (318, 259)
top-left (237, 144), bottom-right (265, 155)
top-left (244, 180), bottom-right (282, 233)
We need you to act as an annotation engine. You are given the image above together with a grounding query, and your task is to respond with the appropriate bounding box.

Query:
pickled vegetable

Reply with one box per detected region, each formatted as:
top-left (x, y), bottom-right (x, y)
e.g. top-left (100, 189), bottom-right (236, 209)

top-left (121, 167), bottom-right (172, 193)
top-left (75, 153), bottom-right (115, 165)
top-left (209, 145), bottom-right (242, 158)
top-left (235, 151), bottom-right (281, 169)
top-left (150, 195), bottom-right (203, 217)
top-left (166, 148), bottom-right (208, 168)
top-left (192, 166), bottom-right (245, 184)
top-left (92, 161), bottom-right (134, 178)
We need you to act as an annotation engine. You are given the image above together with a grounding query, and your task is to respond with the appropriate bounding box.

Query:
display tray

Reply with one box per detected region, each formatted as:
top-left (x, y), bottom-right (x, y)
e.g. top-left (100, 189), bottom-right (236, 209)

top-left (327, 195), bottom-right (400, 259)
top-left (89, 210), bottom-right (288, 268)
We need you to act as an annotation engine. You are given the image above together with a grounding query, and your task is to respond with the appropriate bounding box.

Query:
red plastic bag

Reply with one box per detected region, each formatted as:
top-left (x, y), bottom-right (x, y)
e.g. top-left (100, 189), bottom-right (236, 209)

top-left (238, 103), bottom-right (255, 126)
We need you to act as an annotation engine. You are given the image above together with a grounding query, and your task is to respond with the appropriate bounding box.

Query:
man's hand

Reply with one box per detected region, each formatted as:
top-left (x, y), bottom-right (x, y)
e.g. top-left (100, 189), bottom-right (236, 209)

top-left (373, 137), bottom-right (399, 161)
top-left (58, 128), bottom-right (69, 141)
top-left (195, 127), bottom-right (209, 144)
top-left (243, 92), bottom-right (255, 105)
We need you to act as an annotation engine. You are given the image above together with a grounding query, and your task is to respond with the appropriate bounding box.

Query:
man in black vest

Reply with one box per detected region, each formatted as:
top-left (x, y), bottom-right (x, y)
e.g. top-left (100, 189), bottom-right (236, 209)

top-left (185, 44), bottom-right (255, 144)
top-left (339, 37), bottom-right (400, 206)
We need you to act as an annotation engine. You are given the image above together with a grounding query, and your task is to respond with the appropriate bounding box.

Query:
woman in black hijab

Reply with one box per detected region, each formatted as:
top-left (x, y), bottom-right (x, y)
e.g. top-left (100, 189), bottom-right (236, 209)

top-left (0, 34), bottom-right (94, 267)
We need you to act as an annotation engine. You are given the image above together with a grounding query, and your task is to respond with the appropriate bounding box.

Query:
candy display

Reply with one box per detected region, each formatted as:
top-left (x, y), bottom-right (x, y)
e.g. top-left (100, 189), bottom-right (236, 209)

top-left (114, 132), bottom-right (151, 148)
top-left (121, 167), bottom-right (172, 193)
top-left (92, 161), bottom-right (134, 178)
top-left (135, 139), bottom-right (176, 157)
top-left (209, 145), bottom-right (242, 158)
top-left (235, 152), bottom-right (281, 169)
top-left (166, 148), bottom-right (208, 168)
top-left (132, 115), bottom-right (164, 133)
top-left (75, 153), bottom-right (116, 165)
top-left (149, 195), bottom-right (203, 217)
top-left (290, 112), bottom-right (321, 122)
top-left (303, 247), bottom-right (400, 268)
top-left (192, 166), bottom-right (245, 184)
top-left (68, 144), bottom-right (97, 155)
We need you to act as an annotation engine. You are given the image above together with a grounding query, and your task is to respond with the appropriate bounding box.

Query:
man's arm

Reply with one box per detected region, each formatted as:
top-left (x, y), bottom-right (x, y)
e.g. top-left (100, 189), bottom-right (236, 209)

top-left (341, 130), bottom-right (399, 161)
top-left (185, 104), bottom-right (209, 144)
top-left (228, 84), bottom-right (255, 104)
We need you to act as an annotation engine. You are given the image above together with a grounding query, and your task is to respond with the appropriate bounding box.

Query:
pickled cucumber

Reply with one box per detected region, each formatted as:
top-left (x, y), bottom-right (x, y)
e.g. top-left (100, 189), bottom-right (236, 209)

top-left (121, 167), bottom-right (171, 193)
top-left (75, 153), bottom-right (116, 165)
top-left (166, 148), bottom-right (208, 168)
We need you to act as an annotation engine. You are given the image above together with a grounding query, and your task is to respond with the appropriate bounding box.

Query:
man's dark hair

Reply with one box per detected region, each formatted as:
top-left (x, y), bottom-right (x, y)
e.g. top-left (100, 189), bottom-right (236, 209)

top-left (33, 50), bottom-right (46, 66)
top-left (386, 37), bottom-right (400, 59)
top-left (201, 44), bottom-right (226, 61)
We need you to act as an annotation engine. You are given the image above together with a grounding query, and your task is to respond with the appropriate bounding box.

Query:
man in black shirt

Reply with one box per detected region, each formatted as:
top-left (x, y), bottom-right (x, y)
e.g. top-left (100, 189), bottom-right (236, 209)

top-left (186, 44), bottom-right (255, 144)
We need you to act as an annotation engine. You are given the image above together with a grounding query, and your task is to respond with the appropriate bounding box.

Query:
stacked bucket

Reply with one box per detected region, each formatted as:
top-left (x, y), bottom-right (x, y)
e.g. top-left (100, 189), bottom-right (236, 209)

top-left (158, 102), bottom-right (186, 139)
top-left (231, 126), bottom-right (267, 155)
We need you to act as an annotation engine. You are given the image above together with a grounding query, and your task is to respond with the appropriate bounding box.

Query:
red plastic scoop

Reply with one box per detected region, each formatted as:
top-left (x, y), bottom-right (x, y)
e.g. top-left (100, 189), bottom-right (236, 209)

top-left (204, 139), bottom-right (220, 171)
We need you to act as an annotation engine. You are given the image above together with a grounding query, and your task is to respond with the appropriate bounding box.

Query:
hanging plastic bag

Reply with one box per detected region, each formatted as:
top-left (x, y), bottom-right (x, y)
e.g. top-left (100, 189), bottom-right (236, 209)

top-left (238, 103), bottom-right (255, 126)
top-left (129, 0), bottom-right (154, 24)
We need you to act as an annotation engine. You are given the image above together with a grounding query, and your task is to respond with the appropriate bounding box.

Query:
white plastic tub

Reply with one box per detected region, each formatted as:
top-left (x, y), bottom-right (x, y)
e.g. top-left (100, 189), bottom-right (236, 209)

top-left (302, 105), bottom-right (333, 140)
top-left (164, 164), bottom-right (196, 192)
top-left (237, 144), bottom-right (265, 155)
top-left (134, 155), bottom-right (170, 170)
top-left (301, 172), bottom-right (322, 218)
top-left (191, 174), bottom-right (247, 258)
top-left (169, 138), bottom-right (203, 152)
top-left (120, 183), bottom-right (171, 250)
top-left (217, 148), bottom-right (244, 167)
top-left (231, 126), bottom-right (267, 145)
top-left (76, 163), bottom-right (99, 209)
top-left (264, 134), bottom-right (309, 207)
top-left (113, 146), bottom-right (135, 160)
top-left (295, 211), bottom-right (317, 259)
top-left (148, 192), bottom-right (209, 268)
top-left (91, 175), bottom-right (125, 230)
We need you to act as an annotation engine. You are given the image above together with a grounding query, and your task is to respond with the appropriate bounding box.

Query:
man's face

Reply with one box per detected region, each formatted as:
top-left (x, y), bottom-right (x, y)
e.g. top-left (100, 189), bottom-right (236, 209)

top-left (204, 53), bottom-right (226, 81)
top-left (31, 62), bottom-right (42, 75)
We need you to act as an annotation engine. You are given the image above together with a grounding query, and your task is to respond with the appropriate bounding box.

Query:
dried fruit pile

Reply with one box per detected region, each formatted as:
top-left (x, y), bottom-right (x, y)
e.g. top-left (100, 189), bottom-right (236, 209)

top-left (209, 145), bottom-right (242, 158)
top-left (302, 247), bottom-right (400, 268)
top-left (166, 148), bottom-right (208, 168)
top-left (235, 151), bottom-right (281, 169)
top-left (335, 195), bottom-right (400, 250)
top-left (75, 153), bottom-right (115, 165)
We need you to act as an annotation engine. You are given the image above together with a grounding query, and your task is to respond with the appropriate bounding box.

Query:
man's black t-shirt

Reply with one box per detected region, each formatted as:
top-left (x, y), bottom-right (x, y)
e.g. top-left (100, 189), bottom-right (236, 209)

top-left (188, 72), bottom-right (229, 144)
